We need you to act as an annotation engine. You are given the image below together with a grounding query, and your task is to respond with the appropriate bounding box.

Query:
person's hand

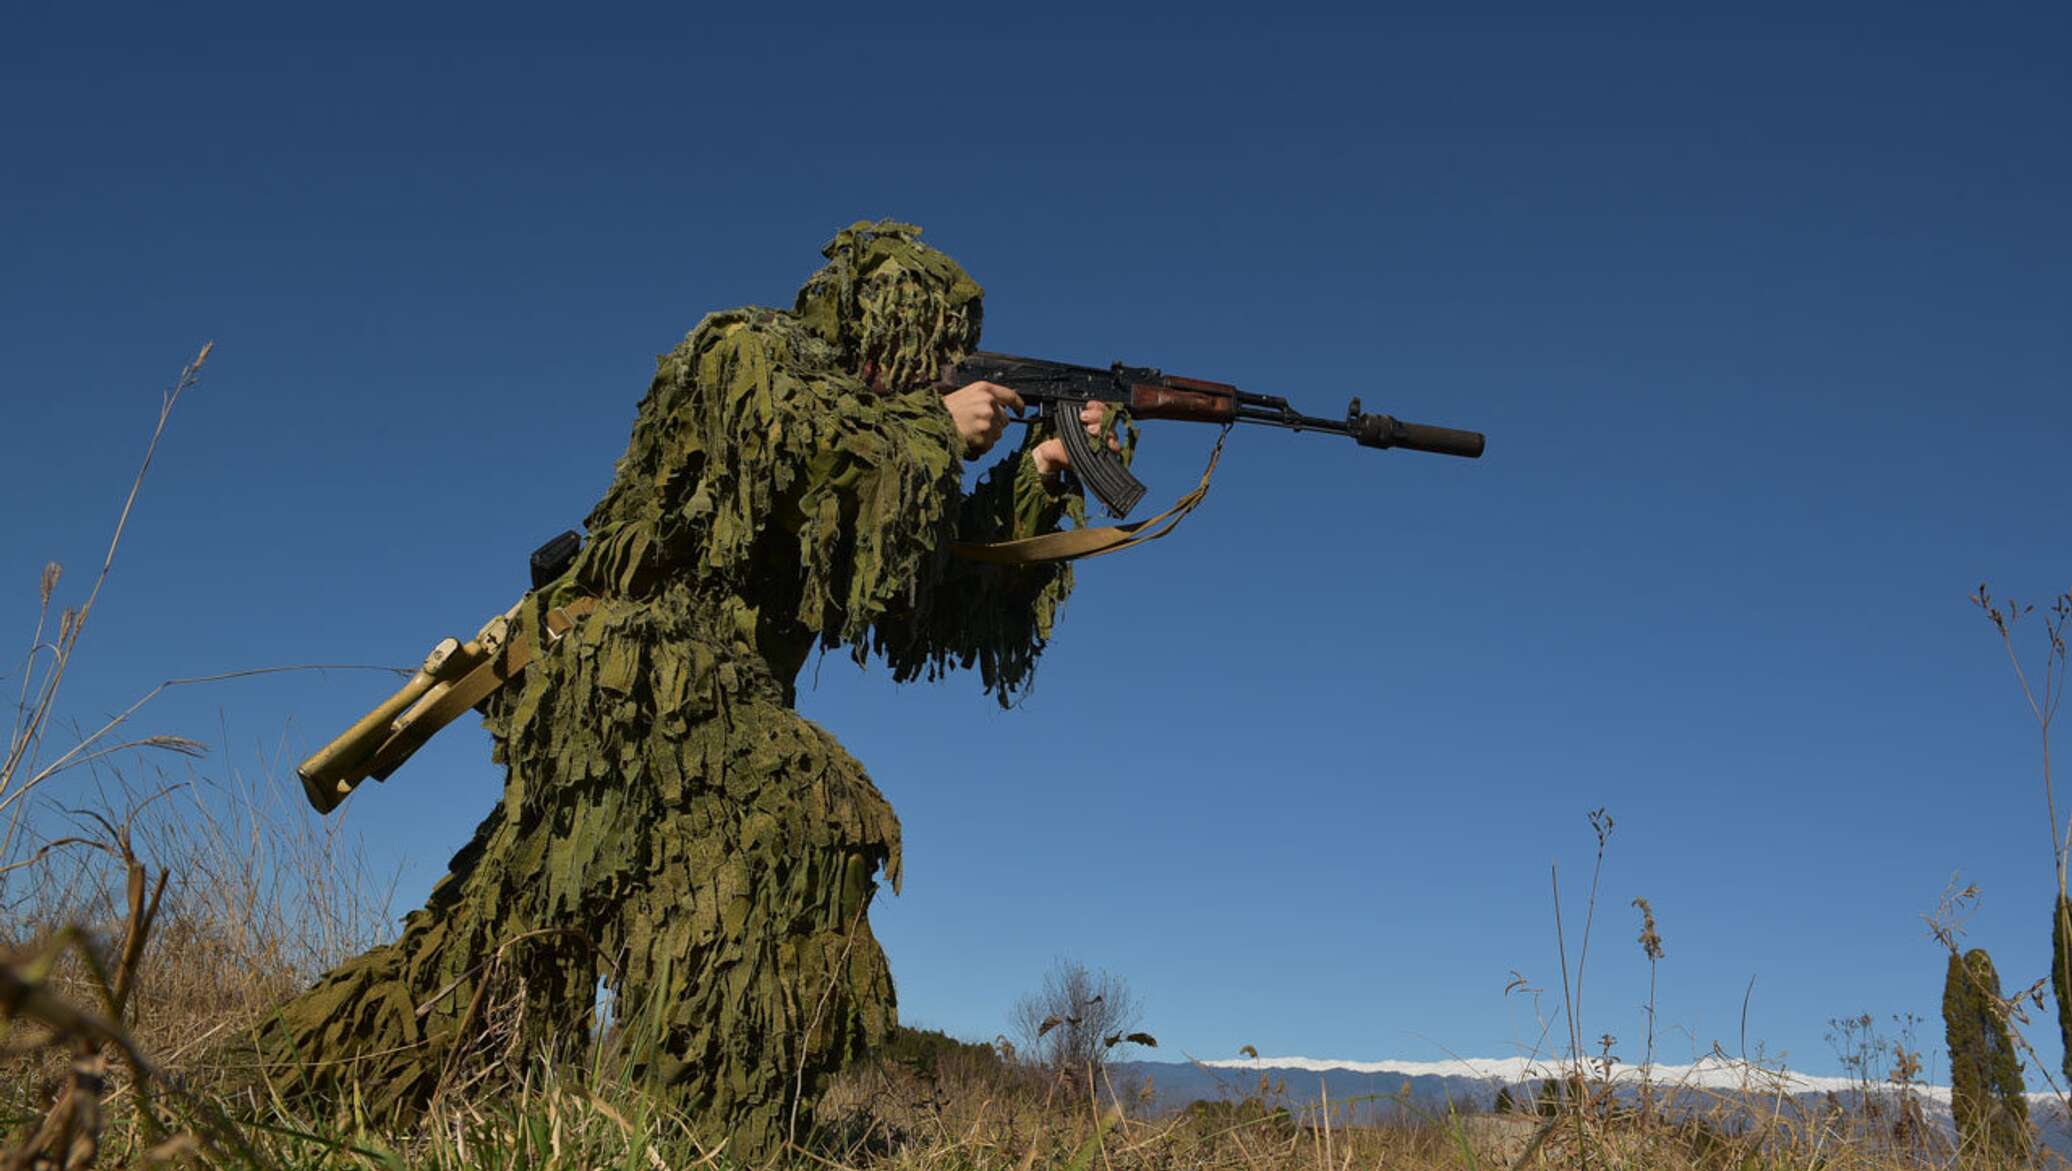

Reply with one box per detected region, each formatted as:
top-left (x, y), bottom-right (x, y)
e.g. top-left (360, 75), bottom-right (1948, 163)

top-left (1032, 401), bottom-right (1122, 477)
top-left (943, 380), bottom-right (1023, 457)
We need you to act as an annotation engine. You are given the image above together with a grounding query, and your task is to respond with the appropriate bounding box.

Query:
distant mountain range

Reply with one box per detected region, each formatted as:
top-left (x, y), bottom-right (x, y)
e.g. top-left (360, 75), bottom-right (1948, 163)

top-left (1104, 1055), bottom-right (2072, 1155)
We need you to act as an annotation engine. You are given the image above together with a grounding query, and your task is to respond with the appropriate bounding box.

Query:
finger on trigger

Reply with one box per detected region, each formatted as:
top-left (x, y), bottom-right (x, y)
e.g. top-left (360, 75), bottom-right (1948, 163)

top-left (985, 382), bottom-right (1026, 411)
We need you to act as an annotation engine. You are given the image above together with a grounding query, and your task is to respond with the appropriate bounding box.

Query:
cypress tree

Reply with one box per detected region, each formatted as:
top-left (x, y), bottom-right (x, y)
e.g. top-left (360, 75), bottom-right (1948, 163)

top-left (1943, 953), bottom-right (1983, 1152)
top-left (1944, 948), bottom-right (2033, 1163)
top-left (2055, 895), bottom-right (2072, 1087)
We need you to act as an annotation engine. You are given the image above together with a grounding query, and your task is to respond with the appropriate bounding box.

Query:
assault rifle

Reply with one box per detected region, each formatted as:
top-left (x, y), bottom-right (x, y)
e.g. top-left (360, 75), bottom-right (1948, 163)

top-left (939, 353), bottom-right (1485, 518)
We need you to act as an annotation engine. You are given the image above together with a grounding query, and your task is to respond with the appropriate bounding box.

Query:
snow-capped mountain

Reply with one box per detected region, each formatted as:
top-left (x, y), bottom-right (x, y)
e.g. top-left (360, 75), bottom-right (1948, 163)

top-left (1105, 1054), bottom-right (2071, 1155)
top-left (1200, 1053), bottom-right (1951, 1102)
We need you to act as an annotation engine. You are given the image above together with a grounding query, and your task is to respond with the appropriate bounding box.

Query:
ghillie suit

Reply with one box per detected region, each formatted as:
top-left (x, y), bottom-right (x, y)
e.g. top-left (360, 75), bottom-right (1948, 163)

top-left (258, 221), bottom-right (1082, 1159)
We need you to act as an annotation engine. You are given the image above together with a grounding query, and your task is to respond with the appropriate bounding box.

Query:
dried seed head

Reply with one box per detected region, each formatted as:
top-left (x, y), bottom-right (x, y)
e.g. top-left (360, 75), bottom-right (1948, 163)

top-left (38, 562), bottom-right (60, 606)
top-left (137, 735), bottom-right (207, 758)
top-left (1633, 896), bottom-right (1665, 961)
top-left (1588, 806), bottom-right (1615, 849)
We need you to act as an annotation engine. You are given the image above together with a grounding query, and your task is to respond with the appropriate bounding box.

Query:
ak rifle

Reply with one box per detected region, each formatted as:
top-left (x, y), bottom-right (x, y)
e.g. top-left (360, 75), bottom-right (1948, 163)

top-left (940, 352), bottom-right (1485, 518)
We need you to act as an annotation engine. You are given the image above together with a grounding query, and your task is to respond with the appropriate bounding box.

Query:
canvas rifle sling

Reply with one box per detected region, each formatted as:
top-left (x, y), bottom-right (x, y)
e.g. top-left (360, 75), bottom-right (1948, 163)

top-left (362, 596), bottom-right (599, 782)
top-left (950, 427), bottom-right (1230, 565)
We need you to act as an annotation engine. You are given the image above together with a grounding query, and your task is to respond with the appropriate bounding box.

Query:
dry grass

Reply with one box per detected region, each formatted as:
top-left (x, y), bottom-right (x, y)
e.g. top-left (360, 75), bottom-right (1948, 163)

top-left (0, 725), bottom-right (2042, 1169)
top-left (0, 347), bottom-right (2058, 1169)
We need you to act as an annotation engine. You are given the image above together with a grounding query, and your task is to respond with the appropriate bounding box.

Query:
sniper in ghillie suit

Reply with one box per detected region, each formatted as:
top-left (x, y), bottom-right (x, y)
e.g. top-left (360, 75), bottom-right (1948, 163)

top-left (268, 220), bottom-right (1483, 1158)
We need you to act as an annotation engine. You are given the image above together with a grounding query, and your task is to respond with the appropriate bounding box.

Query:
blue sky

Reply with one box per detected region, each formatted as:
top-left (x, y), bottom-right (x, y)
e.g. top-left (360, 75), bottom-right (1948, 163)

top-left (4, 4), bottom-right (2068, 1083)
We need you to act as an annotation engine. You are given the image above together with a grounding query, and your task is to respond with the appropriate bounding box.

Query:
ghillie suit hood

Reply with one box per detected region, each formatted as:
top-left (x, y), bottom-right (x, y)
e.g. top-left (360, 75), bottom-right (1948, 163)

top-left (793, 220), bottom-right (983, 393)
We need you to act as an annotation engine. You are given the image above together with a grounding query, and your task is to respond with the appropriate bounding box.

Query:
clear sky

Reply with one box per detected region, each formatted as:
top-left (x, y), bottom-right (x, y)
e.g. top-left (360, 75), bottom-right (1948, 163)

top-left (4, 4), bottom-right (2068, 1083)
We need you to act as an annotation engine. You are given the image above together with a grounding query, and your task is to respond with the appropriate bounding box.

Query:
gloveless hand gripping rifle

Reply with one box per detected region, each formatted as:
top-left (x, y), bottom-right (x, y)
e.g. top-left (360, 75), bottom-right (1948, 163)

top-left (938, 352), bottom-right (1485, 519)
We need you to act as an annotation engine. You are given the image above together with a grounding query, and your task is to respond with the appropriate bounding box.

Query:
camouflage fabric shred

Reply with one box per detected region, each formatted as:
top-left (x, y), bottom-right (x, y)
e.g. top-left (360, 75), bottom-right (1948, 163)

top-left (255, 221), bottom-right (1080, 1159)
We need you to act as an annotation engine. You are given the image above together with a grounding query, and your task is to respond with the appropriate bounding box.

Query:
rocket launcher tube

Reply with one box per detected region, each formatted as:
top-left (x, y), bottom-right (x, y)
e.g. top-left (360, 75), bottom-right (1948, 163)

top-left (295, 608), bottom-right (511, 813)
top-left (297, 653), bottom-right (446, 814)
top-left (390, 612), bottom-right (512, 738)
top-left (297, 533), bottom-right (596, 814)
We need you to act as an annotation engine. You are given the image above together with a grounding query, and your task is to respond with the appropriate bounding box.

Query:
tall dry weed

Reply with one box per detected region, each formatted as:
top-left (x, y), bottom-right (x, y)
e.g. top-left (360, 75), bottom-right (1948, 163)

top-left (0, 345), bottom-right (397, 1165)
